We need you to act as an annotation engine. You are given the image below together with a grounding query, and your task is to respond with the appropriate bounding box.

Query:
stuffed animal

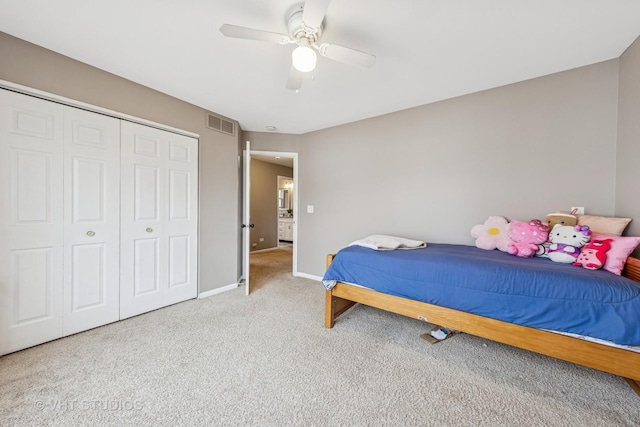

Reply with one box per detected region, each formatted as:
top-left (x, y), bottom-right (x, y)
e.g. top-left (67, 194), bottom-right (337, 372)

top-left (507, 219), bottom-right (549, 258)
top-left (470, 216), bottom-right (511, 252)
top-left (545, 212), bottom-right (577, 231)
top-left (547, 224), bottom-right (592, 263)
top-left (573, 238), bottom-right (612, 270)
top-left (537, 212), bottom-right (578, 257)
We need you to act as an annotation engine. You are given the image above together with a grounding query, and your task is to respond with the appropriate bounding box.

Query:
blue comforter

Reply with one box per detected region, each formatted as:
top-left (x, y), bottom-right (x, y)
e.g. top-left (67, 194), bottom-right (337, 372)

top-left (322, 243), bottom-right (640, 346)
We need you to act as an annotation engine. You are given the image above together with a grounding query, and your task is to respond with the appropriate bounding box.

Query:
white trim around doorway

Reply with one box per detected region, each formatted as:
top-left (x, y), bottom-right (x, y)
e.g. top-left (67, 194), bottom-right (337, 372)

top-left (248, 150), bottom-right (299, 277)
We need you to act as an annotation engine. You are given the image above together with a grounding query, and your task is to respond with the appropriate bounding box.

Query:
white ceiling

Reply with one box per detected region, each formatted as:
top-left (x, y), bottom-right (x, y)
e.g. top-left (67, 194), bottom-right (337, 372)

top-left (2, 1), bottom-right (640, 135)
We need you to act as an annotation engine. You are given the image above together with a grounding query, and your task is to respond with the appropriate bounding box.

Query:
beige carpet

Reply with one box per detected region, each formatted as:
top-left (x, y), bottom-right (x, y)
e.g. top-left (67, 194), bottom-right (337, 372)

top-left (1, 248), bottom-right (639, 426)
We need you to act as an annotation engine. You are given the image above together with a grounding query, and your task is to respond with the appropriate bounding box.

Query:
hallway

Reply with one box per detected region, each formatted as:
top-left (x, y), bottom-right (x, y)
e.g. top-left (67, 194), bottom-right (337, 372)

top-left (249, 247), bottom-right (293, 293)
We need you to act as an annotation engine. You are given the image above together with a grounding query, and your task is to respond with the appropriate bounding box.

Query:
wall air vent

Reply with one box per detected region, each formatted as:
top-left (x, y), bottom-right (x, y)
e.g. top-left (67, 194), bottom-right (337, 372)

top-left (206, 113), bottom-right (235, 136)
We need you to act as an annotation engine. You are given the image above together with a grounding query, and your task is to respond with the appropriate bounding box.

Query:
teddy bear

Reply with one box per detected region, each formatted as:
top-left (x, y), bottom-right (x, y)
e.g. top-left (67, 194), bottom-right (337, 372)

top-left (506, 219), bottom-right (549, 258)
top-left (573, 238), bottom-right (612, 270)
top-left (547, 224), bottom-right (591, 263)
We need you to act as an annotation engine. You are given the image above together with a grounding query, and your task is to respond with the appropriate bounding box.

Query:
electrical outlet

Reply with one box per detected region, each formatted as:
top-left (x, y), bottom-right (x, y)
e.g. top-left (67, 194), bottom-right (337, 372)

top-left (571, 207), bottom-right (585, 215)
top-left (259, 237), bottom-right (264, 242)
top-left (307, 205), bottom-right (314, 214)
top-left (251, 243), bottom-right (257, 248)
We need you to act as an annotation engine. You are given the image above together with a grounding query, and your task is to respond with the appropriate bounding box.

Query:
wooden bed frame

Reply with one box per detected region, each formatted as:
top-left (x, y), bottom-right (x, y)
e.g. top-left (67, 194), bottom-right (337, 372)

top-left (324, 254), bottom-right (640, 395)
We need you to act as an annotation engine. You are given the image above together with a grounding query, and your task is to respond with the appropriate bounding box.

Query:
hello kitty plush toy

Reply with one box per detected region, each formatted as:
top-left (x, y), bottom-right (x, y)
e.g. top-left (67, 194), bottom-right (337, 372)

top-left (573, 238), bottom-right (612, 270)
top-left (547, 224), bottom-right (591, 263)
top-left (507, 219), bottom-right (549, 258)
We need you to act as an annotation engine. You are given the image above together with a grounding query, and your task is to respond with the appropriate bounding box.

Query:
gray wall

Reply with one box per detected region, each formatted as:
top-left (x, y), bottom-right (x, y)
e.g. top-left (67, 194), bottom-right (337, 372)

top-left (244, 59), bottom-right (632, 278)
top-left (0, 32), bottom-right (240, 293)
top-left (296, 60), bottom-right (620, 276)
top-left (250, 159), bottom-right (293, 251)
top-left (616, 36), bottom-right (640, 240)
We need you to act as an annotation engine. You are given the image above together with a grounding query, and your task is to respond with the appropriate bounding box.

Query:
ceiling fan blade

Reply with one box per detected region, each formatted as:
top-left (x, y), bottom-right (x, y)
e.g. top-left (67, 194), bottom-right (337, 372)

top-left (302, 0), bottom-right (331, 29)
top-left (219, 24), bottom-right (292, 44)
top-left (286, 66), bottom-right (303, 91)
top-left (318, 43), bottom-right (376, 68)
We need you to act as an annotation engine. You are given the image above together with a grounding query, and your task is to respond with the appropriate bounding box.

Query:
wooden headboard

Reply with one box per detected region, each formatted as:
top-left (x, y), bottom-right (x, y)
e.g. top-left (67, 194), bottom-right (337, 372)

top-left (622, 256), bottom-right (640, 283)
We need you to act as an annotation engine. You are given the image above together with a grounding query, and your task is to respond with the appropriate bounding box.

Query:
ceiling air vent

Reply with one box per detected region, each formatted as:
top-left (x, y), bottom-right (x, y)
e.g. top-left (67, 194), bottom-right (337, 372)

top-left (206, 113), bottom-right (235, 136)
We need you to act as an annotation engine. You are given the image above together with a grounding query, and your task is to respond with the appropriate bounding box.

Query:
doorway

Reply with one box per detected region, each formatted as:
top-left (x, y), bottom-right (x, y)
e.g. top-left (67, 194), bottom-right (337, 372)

top-left (277, 175), bottom-right (294, 248)
top-left (242, 147), bottom-right (298, 295)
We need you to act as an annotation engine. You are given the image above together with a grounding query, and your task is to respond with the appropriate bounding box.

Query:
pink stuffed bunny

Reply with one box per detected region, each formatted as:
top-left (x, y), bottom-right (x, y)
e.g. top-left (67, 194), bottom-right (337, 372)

top-left (507, 219), bottom-right (550, 258)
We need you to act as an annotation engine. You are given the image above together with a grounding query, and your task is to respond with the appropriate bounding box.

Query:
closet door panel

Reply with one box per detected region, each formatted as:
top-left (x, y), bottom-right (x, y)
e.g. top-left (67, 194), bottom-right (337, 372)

top-left (120, 121), bottom-right (197, 319)
top-left (134, 165), bottom-right (160, 221)
top-left (169, 235), bottom-right (190, 288)
top-left (13, 150), bottom-right (52, 222)
top-left (165, 134), bottom-right (198, 305)
top-left (134, 237), bottom-right (160, 295)
top-left (70, 243), bottom-right (106, 310)
top-left (169, 170), bottom-right (189, 221)
top-left (12, 248), bottom-right (54, 323)
top-left (121, 122), bottom-right (165, 318)
top-left (0, 90), bottom-right (64, 356)
top-left (62, 107), bottom-right (120, 336)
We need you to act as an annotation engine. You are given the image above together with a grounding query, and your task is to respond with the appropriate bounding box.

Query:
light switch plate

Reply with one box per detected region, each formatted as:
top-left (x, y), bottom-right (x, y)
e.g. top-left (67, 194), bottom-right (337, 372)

top-left (307, 205), bottom-right (314, 214)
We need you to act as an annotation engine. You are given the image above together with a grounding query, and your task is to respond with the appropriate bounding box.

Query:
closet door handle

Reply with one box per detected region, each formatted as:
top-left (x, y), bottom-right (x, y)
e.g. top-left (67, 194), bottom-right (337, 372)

top-left (146, 227), bottom-right (153, 233)
top-left (86, 231), bottom-right (95, 237)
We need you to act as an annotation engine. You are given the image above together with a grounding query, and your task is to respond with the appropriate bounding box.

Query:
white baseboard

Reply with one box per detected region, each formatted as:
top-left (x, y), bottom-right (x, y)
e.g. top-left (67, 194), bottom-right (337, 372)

top-left (250, 246), bottom-right (280, 254)
top-left (198, 283), bottom-right (239, 299)
top-left (198, 273), bottom-right (321, 299)
top-left (294, 272), bottom-right (323, 281)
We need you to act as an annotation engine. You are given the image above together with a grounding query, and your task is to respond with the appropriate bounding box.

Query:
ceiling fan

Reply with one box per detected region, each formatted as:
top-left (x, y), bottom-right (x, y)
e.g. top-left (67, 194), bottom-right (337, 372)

top-left (219, 0), bottom-right (376, 91)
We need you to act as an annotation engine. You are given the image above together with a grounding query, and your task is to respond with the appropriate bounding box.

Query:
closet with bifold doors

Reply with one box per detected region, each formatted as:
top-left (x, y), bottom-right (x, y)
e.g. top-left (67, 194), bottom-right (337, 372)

top-left (0, 88), bottom-right (198, 356)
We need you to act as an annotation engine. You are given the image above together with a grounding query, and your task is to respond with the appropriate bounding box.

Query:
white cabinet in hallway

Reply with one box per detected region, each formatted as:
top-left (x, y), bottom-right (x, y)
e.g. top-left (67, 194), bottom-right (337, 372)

top-left (278, 218), bottom-right (293, 242)
top-left (0, 88), bottom-right (199, 355)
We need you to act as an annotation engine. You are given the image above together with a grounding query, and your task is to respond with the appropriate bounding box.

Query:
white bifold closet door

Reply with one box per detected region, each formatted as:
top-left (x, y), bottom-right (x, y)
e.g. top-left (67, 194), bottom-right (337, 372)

top-left (1, 88), bottom-right (198, 356)
top-left (119, 121), bottom-right (198, 319)
top-left (62, 107), bottom-right (120, 335)
top-left (0, 92), bottom-right (65, 354)
top-left (0, 91), bottom-right (120, 353)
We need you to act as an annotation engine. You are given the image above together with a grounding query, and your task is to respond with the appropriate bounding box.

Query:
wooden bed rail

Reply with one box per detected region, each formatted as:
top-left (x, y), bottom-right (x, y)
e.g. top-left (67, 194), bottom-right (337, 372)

top-left (325, 254), bottom-right (357, 328)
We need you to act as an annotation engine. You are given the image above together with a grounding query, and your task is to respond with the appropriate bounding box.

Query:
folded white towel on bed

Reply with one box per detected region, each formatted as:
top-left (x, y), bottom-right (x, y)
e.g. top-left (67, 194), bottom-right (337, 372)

top-left (348, 234), bottom-right (427, 251)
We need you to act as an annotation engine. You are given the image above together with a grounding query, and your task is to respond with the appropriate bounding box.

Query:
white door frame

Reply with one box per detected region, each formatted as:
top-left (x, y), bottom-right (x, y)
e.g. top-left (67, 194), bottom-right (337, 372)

top-left (242, 141), bottom-right (252, 295)
top-left (242, 147), bottom-right (298, 293)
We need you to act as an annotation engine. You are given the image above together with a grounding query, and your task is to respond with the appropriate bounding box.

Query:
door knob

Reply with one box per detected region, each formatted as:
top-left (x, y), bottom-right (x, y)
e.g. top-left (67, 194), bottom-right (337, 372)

top-left (146, 227), bottom-right (153, 233)
top-left (86, 231), bottom-right (95, 237)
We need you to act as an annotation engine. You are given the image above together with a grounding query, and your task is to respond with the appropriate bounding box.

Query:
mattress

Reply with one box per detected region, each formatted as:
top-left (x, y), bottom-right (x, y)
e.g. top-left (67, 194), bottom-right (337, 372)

top-left (322, 243), bottom-right (640, 346)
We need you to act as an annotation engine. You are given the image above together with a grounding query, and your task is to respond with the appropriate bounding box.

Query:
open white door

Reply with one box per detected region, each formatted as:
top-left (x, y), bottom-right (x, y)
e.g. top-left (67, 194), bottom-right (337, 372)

top-left (242, 141), bottom-right (253, 295)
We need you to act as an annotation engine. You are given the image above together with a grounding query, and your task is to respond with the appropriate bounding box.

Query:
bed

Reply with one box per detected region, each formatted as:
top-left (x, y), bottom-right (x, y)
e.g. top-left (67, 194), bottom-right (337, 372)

top-left (323, 243), bottom-right (640, 395)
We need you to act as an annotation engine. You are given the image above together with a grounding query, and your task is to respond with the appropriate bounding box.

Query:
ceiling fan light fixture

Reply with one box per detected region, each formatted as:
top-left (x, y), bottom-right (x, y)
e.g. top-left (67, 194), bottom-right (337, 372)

top-left (292, 45), bottom-right (317, 72)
